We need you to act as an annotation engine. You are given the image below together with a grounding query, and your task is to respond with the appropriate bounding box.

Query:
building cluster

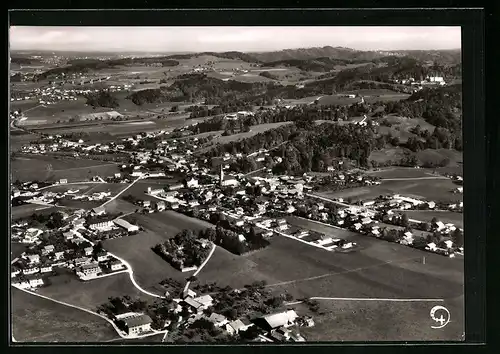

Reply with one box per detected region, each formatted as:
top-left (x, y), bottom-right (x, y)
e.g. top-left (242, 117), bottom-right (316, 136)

top-left (10, 206), bottom-right (141, 289)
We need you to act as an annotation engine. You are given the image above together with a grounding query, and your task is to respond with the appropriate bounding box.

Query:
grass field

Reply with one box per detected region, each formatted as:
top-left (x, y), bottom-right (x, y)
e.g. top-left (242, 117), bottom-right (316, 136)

top-left (298, 295), bottom-right (464, 341)
top-left (11, 204), bottom-right (59, 220)
top-left (11, 155), bottom-right (121, 182)
top-left (12, 287), bottom-right (118, 342)
top-left (318, 178), bottom-right (462, 204)
top-left (38, 270), bottom-right (151, 310)
top-left (102, 211), bottom-right (213, 294)
top-left (366, 167), bottom-right (440, 179)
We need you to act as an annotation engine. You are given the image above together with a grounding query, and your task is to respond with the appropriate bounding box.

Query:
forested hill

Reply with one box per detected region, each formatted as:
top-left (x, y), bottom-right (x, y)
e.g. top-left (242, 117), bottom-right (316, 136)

top-left (127, 73), bottom-right (282, 105)
top-left (264, 57), bottom-right (357, 72)
top-left (385, 84), bottom-right (462, 132)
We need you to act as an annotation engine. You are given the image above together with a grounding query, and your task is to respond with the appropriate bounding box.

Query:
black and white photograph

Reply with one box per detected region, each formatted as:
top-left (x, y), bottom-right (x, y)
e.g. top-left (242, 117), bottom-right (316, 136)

top-left (9, 22), bottom-right (467, 343)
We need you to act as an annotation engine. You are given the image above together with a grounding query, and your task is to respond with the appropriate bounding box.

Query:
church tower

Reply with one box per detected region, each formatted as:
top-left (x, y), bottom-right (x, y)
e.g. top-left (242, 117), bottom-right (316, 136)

top-left (219, 164), bottom-right (224, 187)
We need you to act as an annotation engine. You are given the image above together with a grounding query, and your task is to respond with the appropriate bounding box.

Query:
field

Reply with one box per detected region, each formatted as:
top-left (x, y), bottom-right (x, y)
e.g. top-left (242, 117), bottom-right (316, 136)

top-left (299, 296), bottom-right (464, 341)
top-left (366, 167), bottom-right (441, 179)
top-left (102, 211), bottom-right (213, 294)
top-left (12, 287), bottom-right (118, 342)
top-left (195, 220), bottom-right (463, 341)
top-left (38, 270), bottom-right (151, 310)
top-left (318, 178), bottom-right (462, 204)
top-left (11, 204), bottom-right (60, 220)
top-left (11, 155), bottom-right (121, 182)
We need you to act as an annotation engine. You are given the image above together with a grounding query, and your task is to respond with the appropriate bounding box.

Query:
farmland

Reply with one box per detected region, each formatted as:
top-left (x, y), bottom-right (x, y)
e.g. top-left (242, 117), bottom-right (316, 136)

top-left (11, 155), bottom-right (121, 182)
top-left (299, 295), bottom-right (464, 341)
top-left (317, 178), bottom-right (462, 204)
top-left (12, 287), bottom-right (118, 342)
top-left (38, 270), bottom-right (151, 310)
top-left (102, 211), bottom-right (213, 294)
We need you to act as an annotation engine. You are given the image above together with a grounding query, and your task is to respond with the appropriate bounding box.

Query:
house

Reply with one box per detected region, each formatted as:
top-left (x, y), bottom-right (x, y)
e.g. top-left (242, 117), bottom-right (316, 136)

top-left (54, 251), bottom-right (65, 260)
top-left (183, 297), bottom-right (204, 313)
top-left (193, 295), bottom-right (213, 309)
top-left (122, 314), bottom-right (153, 336)
top-left (84, 246), bottom-right (94, 256)
top-left (353, 223), bottom-right (362, 231)
top-left (42, 245), bottom-right (55, 255)
top-left (92, 206), bottom-right (106, 216)
top-left (142, 200), bottom-right (151, 208)
top-left (12, 279), bottom-right (30, 289)
top-left (435, 221), bottom-right (446, 231)
top-left (74, 257), bottom-right (91, 267)
top-left (114, 218), bottom-right (139, 232)
top-left (257, 310), bottom-right (298, 331)
top-left (59, 178), bottom-right (68, 184)
top-left (28, 276), bottom-right (44, 288)
top-left (23, 267), bottom-right (39, 275)
top-left (40, 264), bottom-right (53, 273)
top-left (26, 254), bottom-right (40, 264)
top-left (226, 318), bottom-right (254, 335)
top-left (96, 251), bottom-right (109, 262)
top-left (110, 260), bottom-right (125, 271)
top-left (361, 217), bottom-right (372, 225)
top-left (80, 263), bottom-right (101, 277)
top-left (186, 177), bottom-right (199, 189)
top-left (156, 201), bottom-right (166, 211)
top-left (207, 313), bottom-right (229, 327)
top-left (89, 220), bottom-right (114, 231)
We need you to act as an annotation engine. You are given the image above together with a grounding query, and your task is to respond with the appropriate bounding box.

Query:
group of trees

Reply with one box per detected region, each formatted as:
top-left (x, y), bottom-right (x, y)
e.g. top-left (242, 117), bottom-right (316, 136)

top-left (28, 211), bottom-right (66, 229)
top-left (198, 224), bottom-right (269, 256)
top-left (152, 229), bottom-right (211, 270)
top-left (85, 90), bottom-right (119, 108)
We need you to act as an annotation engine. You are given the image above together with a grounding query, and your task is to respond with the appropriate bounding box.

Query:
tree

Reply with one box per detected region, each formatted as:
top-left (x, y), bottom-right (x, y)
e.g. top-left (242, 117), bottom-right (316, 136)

top-left (401, 213), bottom-right (410, 228)
top-left (451, 228), bottom-right (464, 248)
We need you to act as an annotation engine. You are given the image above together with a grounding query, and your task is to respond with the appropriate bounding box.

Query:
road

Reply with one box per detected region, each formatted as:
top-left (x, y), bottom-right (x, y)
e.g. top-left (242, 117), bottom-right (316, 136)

top-left (37, 181), bottom-right (106, 191)
top-left (99, 176), bottom-right (143, 208)
top-left (182, 243), bottom-right (217, 294)
top-left (381, 176), bottom-right (449, 181)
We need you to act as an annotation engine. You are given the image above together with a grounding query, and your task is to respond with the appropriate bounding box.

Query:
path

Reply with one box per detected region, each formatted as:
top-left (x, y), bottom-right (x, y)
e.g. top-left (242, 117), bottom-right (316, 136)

top-left (182, 243), bottom-right (217, 294)
top-left (12, 285), bottom-right (128, 339)
top-left (99, 176), bottom-right (143, 208)
top-left (285, 296), bottom-right (444, 305)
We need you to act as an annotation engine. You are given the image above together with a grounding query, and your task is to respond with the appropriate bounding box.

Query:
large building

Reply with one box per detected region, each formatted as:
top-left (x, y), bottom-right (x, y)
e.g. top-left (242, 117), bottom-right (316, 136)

top-left (121, 314), bottom-right (153, 335)
top-left (114, 218), bottom-right (139, 232)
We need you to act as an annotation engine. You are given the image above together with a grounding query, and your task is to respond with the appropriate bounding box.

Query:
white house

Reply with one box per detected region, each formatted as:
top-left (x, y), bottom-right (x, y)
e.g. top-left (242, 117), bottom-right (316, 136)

top-left (110, 260), bottom-right (125, 271)
top-left (186, 177), bottom-right (199, 189)
top-left (28, 277), bottom-right (44, 288)
top-left (123, 314), bottom-right (152, 336)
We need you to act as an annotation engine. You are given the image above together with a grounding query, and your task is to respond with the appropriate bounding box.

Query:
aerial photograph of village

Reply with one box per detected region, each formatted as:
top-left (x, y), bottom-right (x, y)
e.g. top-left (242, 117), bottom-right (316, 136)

top-left (9, 26), bottom-right (464, 343)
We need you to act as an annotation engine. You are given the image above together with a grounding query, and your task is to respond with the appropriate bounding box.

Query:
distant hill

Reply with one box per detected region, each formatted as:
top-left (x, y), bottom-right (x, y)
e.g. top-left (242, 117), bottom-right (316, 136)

top-left (250, 46), bottom-right (384, 63)
top-left (264, 57), bottom-right (355, 72)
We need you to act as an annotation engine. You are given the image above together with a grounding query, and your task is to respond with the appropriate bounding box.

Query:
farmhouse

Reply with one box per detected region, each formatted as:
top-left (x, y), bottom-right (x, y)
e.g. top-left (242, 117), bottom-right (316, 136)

top-left (92, 206), bottom-right (106, 216)
top-left (122, 314), bottom-right (153, 335)
top-left (256, 310), bottom-right (298, 331)
top-left (40, 265), bottom-right (53, 273)
top-left (114, 218), bottom-right (139, 232)
top-left (26, 254), bottom-right (40, 264)
top-left (80, 263), bottom-right (101, 277)
top-left (96, 251), bottom-right (109, 262)
top-left (156, 201), bottom-right (166, 211)
top-left (74, 257), bottom-right (92, 267)
top-left (226, 318), bottom-right (254, 335)
top-left (89, 220), bottom-right (114, 231)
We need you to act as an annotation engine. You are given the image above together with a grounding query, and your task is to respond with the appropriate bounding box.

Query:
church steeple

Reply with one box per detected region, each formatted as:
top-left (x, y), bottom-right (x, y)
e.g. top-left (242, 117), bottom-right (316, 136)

top-left (219, 164), bottom-right (224, 187)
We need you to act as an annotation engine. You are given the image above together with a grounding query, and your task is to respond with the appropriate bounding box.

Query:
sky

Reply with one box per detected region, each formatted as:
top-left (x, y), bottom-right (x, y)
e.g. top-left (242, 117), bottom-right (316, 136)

top-left (9, 26), bottom-right (461, 53)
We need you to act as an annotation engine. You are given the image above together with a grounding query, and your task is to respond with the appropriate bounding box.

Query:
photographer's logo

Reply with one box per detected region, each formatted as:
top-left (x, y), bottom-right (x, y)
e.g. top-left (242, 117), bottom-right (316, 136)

top-left (430, 305), bottom-right (450, 329)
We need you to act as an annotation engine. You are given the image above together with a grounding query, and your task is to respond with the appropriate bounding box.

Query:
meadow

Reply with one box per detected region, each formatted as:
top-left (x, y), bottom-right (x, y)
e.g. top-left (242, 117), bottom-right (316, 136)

top-left (12, 287), bottom-right (118, 342)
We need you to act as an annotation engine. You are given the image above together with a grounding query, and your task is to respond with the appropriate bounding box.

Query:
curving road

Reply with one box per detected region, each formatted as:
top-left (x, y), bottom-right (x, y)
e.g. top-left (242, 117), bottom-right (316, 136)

top-left (182, 243), bottom-right (217, 294)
